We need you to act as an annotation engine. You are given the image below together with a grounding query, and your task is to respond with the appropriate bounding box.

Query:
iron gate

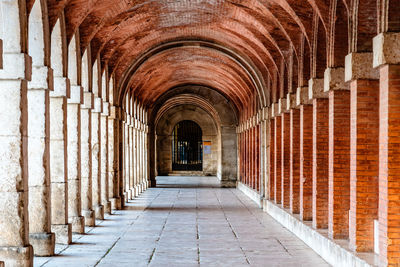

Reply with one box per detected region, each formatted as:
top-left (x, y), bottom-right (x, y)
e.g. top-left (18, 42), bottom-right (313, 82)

top-left (172, 120), bottom-right (203, 171)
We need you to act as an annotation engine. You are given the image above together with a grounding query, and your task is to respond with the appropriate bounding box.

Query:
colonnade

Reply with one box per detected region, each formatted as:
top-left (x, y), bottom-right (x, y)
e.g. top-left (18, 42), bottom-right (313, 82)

top-left (0, 2), bottom-right (149, 266)
top-left (237, 32), bottom-right (400, 266)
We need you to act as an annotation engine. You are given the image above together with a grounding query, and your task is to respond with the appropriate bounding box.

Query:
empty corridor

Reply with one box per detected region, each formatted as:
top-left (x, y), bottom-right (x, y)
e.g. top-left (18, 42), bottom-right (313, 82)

top-left (34, 177), bottom-right (328, 267)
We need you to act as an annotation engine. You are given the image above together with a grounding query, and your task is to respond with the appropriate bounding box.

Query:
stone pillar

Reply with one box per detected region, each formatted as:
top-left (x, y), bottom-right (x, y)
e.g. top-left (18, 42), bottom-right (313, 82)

top-left (81, 92), bottom-right (95, 227)
top-left (345, 52), bottom-right (380, 252)
top-left (134, 124), bottom-right (139, 195)
top-left (274, 115), bottom-right (282, 204)
top-left (50, 77), bottom-right (72, 244)
top-left (92, 97), bottom-right (104, 219)
top-left (269, 118), bottom-right (275, 201)
top-left (281, 112), bottom-right (290, 208)
top-left (374, 33), bottom-right (400, 266)
top-left (122, 112), bottom-right (129, 203)
top-left (108, 106), bottom-right (121, 210)
top-left (129, 118), bottom-right (134, 199)
top-left (0, 47), bottom-right (33, 265)
top-left (101, 102), bottom-right (111, 214)
top-left (67, 85), bottom-right (85, 233)
top-left (325, 67), bottom-right (351, 239)
top-left (27, 65), bottom-right (55, 255)
top-left (310, 78), bottom-right (329, 229)
top-left (290, 108), bottom-right (300, 214)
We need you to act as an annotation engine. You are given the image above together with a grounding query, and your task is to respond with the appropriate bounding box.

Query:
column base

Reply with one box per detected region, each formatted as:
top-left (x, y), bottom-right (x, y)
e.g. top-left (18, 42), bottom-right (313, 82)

top-left (221, 180), bottom-right (236, 188)
top-left (134, 185), bottom-right (140, 197)
top-left (51, 223), bottom-right (72, 245)
top-left (0, 245), bottom-right (33, 267)
top-left (29, 232), bottom-right (55, 256)
top-left (94, 205), bottom-right (104, 220)
top-left (128, 188), bottom-right (134, 200)
top-left (110, 197), bottom-right (122, 210)
top-left (122, 192), bottom-right (128, 204)
top-left (82, 209), bottom-right (95, 227)
top-left (104, 201), bottom-right (112, 214)
top-left (70, 215), bottom-right (85, 234)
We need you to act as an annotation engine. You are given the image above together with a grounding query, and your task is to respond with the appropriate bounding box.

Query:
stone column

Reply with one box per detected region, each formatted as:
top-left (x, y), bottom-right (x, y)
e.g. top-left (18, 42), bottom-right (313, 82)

top-left (81, 92), bottom-right (95, 226)
top-left (345, 52), bottom-right (379, 252)
top-left (91, 97), bottom-right (104, 219)
top-left (27, 65), bottom-right (55, 255)
top-left (374, 33), bottom-right (400, 265)
top-left (129, 117), bottom-right (134, 199)
top-left (108, 106), bottom-right (121, 210)
top-left (310, 78), bottom-right (329, 229)
top-left (101, 102), bottom-right (111, 214)
top-left (67, 85), bottom-right (85, 233)
top-left (325, 67), bottom-right (351, 239)
top-left (133, 125), bottom-right (138, 196)
top-left (0, 47), bottom-right (33, 265)
top-left (50, 76), bottom-right (72, 244)
top-left (122, 112), bottom-right (129, 203)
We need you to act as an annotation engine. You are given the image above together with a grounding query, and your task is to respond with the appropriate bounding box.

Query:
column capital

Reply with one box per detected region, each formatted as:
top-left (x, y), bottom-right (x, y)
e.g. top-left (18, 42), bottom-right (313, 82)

top-left (373, 32), bottom-right (400, 68)
top-left (324, 67), bottom-right (347, 92)
top-left (296, 86), bottom-right (311, 106)
top-left (50, 76), bottom-right (70, 98)
top-left (29, 66), bottom-right (53, 91)
top-left (0, 52), bottom-right (31, 81)
top-left (278, 98), bottom-right (287, 115)
top-left (308, 78), bottom-right (327, 99)
top-left (345, 52), bottom-right (378, 82)
top-left (101, 101), bottom-right (109, 116)
top-left (68, 85), bottom-right (83, 104)
top-left (92, 97), bottom-right (102, 113)
top-left (81, 91), bottom-right (94, 109)
top-left (109, 105), bottom-right (120, 120)
top-left (286, 92), bottom-right (297, 110)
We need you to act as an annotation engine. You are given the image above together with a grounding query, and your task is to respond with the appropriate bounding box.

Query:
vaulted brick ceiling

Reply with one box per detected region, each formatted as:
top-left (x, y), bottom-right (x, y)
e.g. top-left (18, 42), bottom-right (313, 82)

top-left (38, 0), bottom-right (336, 110)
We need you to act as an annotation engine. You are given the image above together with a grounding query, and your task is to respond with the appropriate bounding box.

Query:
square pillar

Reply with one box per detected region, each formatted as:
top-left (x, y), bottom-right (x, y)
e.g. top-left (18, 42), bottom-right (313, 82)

top-left (67, 85), bottom-right (85, 234)
top-left (269, 118), bottom-right (275, 201)
top-left (80, 92), bottom-right (95, 227)
top-left (50, 77), bottom-right (72, 244)
top-left (101, 104), bottom-right (111, 214)
top-left (274, 116), bottom-right (282, 204)
top-left (108, 106), bottom-right (121, 210)
top-left (325, 67), bottom-right (351, 239)
top-left (290, 109), bottom-right (300, 214)
top-left (281, 112), bottom-right (291, 208)
top-left (91, 98), bottom-right (104, 220)
top-left (310, 78), bottom-right (329, 229)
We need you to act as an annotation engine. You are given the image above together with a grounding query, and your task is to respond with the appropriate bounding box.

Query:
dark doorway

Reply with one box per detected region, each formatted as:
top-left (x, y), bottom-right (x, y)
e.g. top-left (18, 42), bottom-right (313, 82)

top-left (172, 120), bottom-right (203, 171)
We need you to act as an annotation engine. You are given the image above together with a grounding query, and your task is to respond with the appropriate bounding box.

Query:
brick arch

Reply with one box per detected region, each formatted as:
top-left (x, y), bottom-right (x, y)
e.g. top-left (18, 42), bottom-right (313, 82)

top-left (118, 42), bottom-right (268, 111)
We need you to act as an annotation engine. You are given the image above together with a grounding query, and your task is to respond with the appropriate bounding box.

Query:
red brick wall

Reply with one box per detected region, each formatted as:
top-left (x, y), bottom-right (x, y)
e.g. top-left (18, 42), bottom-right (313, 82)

top-left (269, 119), bottom-right (275, 200)
top-left (313, 98), bottom-right (329, 229)
top-left (275, 116), bottom-right (282, 204)
top-left (290, 109), bottom-right (300, 214)
top-left (300, 104), bottom-right (313, 221)
top-left (282, 112), bottom-right (291, 208)
top-left (328, 89), bottom-right (350, 239)
top-left (349, 79), bottom-right (379, 252)
top-left (379, 65), bottom-right (400, 266)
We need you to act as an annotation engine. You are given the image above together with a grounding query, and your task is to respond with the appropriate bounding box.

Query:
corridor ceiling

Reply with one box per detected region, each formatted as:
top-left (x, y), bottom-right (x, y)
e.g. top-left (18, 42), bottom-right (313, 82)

top-left (32, 0), bottom-right (337, 111)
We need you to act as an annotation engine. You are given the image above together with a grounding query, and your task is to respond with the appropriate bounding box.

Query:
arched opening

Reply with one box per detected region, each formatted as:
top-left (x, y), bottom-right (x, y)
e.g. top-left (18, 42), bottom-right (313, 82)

top-left (172, 120), bottom-right (203, 171)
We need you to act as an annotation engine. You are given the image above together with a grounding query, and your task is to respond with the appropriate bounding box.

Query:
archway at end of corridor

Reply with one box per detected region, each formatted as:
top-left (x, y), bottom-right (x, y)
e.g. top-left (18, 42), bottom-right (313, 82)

top-left (148, 85), bottom-right (238, 188)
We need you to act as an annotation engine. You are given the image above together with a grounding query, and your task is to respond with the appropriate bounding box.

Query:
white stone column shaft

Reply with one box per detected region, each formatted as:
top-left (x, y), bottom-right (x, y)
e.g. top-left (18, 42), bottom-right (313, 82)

top-left (80, 101), bottom-right (95, 226)
top-left (27, 66), bottom-right (55, 256)
top-left (49, 88), bottom-right (72, 245)
top-left (101, 111), bottom-right (111, 214)
top-left (91, 109), bottom-right (104, 219)
top-left (67, 86), bottom-right (85, 233)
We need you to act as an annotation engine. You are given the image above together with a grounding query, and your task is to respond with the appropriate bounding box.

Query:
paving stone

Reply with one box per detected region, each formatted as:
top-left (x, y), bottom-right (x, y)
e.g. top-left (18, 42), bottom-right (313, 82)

top-left (36, 176), bottom-right (329, 266)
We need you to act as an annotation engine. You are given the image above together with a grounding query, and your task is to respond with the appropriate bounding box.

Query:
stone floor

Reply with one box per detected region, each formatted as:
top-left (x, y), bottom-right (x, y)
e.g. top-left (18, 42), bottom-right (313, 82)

top-left (34, 176), bottom-right (329, 267)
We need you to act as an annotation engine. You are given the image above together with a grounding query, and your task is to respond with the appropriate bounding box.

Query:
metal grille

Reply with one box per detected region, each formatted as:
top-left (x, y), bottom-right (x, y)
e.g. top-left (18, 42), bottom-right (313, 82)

top-left (172, 120), bottom-right (203, 171)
